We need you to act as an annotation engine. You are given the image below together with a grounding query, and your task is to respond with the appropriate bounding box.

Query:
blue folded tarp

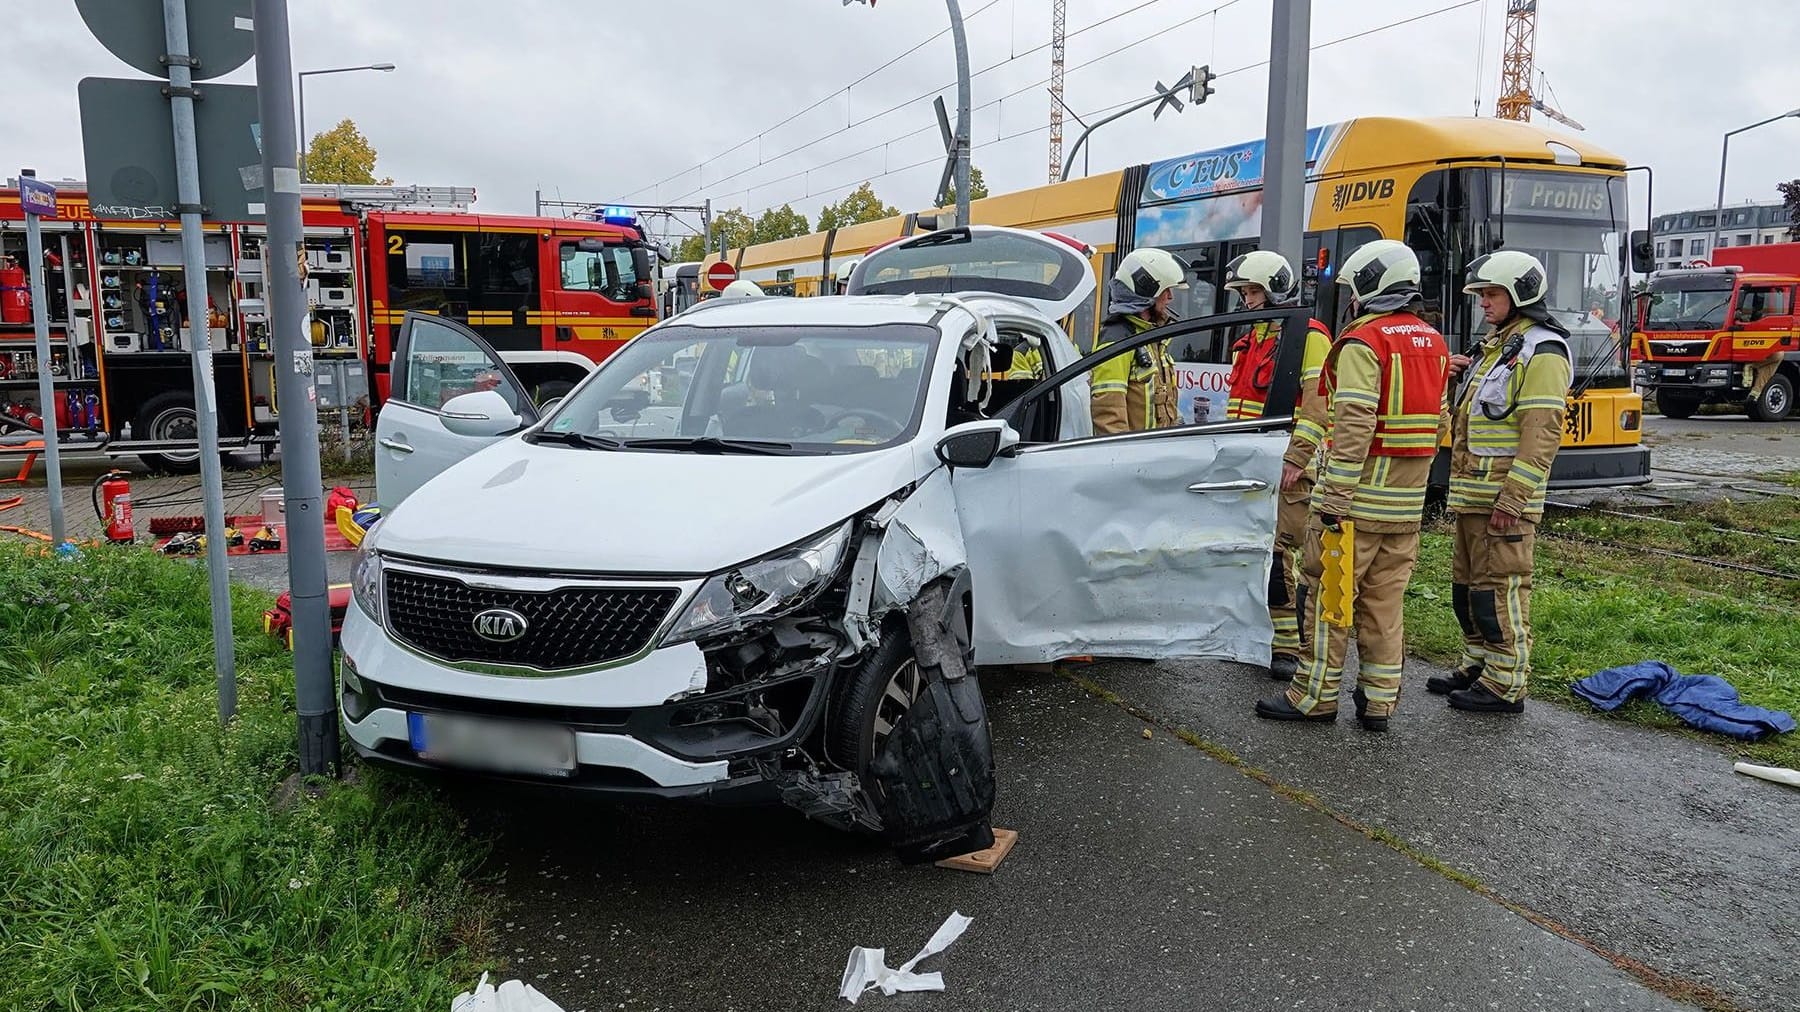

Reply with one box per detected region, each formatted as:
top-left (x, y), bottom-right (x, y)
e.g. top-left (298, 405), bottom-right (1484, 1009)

top-left (1572, 661), bottom-right (1796, 742)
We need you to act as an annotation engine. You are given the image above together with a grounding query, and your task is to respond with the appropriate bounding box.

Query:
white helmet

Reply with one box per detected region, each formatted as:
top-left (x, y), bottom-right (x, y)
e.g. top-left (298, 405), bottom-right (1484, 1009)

top-left (835, 258), bottom-right (861, 287)
top-left (720, 278), bottom-right (764, 298)
top-left (1114, 247), bottom-right (1190, 300)
top-left (1223, 250), bottom-right (1296, 302)
top-left (1463, 249), bottom-right (1547, 308)
top-left (1336, 239), bottom-right (1420, 304)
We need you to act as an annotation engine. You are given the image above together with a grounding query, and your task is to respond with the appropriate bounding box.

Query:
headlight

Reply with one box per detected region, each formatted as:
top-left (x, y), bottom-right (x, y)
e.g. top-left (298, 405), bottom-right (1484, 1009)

top-left (350, 542), bottom-right (383, 621)
top-left (664, 520), bottom-right (855, 645)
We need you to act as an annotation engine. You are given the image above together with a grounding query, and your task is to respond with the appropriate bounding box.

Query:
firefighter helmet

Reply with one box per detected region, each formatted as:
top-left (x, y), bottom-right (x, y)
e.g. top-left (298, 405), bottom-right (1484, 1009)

top-left (720, 279), bottom-right (765, 298)
top-left (1462, 249), bottom-right (1548, 307)
top-left (1336, 239), bottom-right (1420, 304)
top-left (1223, 250), bottom-right (1297, 303)
top-left (835, 258), bottom-right (861, 286)
top-left (1114, 247), bottom-right (1191, 299)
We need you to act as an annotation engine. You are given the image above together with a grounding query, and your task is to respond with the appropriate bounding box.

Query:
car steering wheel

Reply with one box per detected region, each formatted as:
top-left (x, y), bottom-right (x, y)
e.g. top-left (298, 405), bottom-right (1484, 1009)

top-left (823, 408), bottom-right (906, 434)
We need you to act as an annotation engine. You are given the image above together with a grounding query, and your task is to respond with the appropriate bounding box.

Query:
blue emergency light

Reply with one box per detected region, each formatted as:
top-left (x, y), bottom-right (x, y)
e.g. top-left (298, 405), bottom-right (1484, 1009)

top-left (601, 205), bottom-right (636, 226)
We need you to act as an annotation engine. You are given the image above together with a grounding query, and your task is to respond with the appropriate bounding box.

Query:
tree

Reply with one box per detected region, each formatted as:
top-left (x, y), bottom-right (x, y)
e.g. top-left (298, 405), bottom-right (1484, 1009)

top-left (1780, 179), bottom-right (1800, 241)
top-left (674, 207), bottom-right (757, 261)
top-left (304, 118), bottom-right (393, 185)
top-left (817, 182), bottom-right (899, 232)
top-left (943, 165), bottom-right (990, 207)
top-left (753, 204), bottom-right (813, 244)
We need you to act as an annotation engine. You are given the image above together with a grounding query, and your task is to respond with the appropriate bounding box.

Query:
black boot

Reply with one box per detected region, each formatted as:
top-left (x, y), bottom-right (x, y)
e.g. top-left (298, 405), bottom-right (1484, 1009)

top-left (1268, 654), bottom-right (1300, 682)
top-left (1352, 687), bottom-right (1389, 732)
top-left (1448, 683), bottom-right (1525, 714)
top-left (1426, 665), bottom-right (1482, 696)
top-left (1255, 696), bottom-right (1337, 722)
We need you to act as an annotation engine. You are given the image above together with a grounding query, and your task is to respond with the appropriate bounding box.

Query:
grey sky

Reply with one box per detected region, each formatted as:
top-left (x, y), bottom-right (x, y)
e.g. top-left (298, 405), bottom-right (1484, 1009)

top-left (10, 0), bottom-right (1799, 238)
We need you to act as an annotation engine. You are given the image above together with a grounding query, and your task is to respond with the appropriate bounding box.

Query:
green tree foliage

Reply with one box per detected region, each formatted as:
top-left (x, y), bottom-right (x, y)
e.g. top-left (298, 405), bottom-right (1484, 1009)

top-left (674, 208), bottom-right (758, 262)
top-left (816, 182), bottom-right (899, 232)
top-left (943, 165), bottom-right (990, 206)
top-left (303, 118), bottom-right (393, 185)
top-left (1780, 180), bottom-right (1800, 241)
top-left (753, 204), bottom-right (813, 244)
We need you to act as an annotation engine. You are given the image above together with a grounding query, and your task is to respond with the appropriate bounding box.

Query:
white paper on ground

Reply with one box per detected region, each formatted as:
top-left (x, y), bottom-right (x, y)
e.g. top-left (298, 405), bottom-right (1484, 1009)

top-left (1734, 761), bottom-right (1800, 788)
top-left (450, 972), bottom-right (568, 1012)
top-left (838, 911), bottom-right (974, 1004)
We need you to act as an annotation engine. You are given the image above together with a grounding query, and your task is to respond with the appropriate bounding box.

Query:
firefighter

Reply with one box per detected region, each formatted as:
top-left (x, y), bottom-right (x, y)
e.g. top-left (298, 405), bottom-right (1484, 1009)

top-left (1091, 247), bottom-right (1187, 434)
top-left (1746, 349), bottom-right (1784, 410)
top-left (1255, 239), bottom-right (1450, 731)
top-left (1426, 250), bottom-right (1572, 714)
top-left (1222, 250), bottom-right (1334, 681)
top-left (720, 279), bottom-right (765, 298)
top-left (834, 258), bottom-right (862, 295)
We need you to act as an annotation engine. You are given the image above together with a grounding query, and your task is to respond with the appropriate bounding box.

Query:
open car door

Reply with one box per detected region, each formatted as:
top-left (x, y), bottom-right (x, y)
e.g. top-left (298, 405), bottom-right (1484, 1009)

top-left (375, 312), bottom-right (540, 508)
top-left (945, 305), bottom-right (1313, 666)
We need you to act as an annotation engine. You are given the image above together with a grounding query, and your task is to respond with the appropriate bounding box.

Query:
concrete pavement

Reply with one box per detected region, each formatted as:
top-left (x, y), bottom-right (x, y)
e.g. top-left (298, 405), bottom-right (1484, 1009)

top-left (460, 669), bottom-right (1699, 1012)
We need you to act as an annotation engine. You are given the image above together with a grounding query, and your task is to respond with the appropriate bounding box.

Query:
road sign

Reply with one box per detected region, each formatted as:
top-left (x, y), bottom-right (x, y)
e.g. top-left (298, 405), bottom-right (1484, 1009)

top-left (18, 177), bottom-right (58, 218)
top-left (705, 261), bottom-right (738, 291)
top-left (79, 77), bottom-right (266, 221)
top-left (75, 0), bottom-right (255, 81)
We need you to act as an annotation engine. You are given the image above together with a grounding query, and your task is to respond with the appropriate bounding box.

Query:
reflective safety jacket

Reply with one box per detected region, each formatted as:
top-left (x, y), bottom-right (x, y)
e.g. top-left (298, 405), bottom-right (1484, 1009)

top-left (1092, 315), bottom-right (1179, 434)
top-left (1226, 318), bottom-right (1331, 421)
top-left (1313, 311), bottom-right (1451, 532)
top-left (1448, 315), bottom-right (1573, 520)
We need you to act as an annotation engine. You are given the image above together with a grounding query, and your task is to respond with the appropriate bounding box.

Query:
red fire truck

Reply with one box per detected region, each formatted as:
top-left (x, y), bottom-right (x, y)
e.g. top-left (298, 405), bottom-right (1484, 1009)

top-left (1632, 242), bottom-right (1800, 421)
top-left (0, 181), bottom-right (658, 471)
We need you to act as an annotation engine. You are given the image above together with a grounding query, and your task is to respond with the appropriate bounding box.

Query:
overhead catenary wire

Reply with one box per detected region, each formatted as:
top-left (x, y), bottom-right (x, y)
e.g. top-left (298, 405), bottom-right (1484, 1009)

top-left (710, 0), bottom-right (1488, 218)
top-left (652, 0), bottom-right (1243, 205)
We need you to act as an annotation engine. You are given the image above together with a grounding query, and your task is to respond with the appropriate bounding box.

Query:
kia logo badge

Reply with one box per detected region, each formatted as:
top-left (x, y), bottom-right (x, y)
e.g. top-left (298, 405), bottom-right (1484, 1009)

top-left (473, 608), bottom-right (529, 643)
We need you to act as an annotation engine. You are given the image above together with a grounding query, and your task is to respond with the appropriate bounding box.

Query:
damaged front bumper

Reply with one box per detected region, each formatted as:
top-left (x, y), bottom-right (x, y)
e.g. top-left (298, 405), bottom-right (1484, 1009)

top-left (338, 604), bottom-right (842, 800)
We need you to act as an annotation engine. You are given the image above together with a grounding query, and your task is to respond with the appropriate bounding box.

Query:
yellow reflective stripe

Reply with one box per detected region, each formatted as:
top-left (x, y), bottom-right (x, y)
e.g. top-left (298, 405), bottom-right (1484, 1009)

top-left (1335, 390), bottom-right (1380, 406)
top-left (1325, 462), bottom-right (1364, 482)
top-left (1092, 381), bottom-right (1129, 393)
top-left (1294, 419), bottom-right (1327, 444)
top-left (1516, 397), bottom-right (1568, 411)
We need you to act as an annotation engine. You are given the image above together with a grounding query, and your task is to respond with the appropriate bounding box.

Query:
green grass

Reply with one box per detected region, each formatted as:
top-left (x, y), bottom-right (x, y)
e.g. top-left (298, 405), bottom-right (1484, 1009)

top-left (1403, 500), bottom-right (1800, 769)
top-left (0, 544), bottom-right (495, 1011)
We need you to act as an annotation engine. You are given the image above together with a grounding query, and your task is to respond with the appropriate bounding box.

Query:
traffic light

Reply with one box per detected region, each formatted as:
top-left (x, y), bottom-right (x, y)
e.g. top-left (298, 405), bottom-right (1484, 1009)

top-left (1190, 64), bottom-right (1217, 105)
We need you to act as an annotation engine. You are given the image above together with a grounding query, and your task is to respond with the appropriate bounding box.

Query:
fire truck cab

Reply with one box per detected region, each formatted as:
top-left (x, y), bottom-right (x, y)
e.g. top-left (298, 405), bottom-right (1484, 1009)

top-left (1633, 243), bottom-right (1800, 421)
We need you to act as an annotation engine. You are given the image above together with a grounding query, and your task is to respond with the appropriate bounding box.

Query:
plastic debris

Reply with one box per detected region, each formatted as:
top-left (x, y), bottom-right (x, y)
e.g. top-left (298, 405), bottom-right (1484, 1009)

top-left (838, 911), bottom-right (973, 1004)
top-left (1734, 762), bottom-right (1800, 788)
top-left (450, 973), bottom-right (566, 1012)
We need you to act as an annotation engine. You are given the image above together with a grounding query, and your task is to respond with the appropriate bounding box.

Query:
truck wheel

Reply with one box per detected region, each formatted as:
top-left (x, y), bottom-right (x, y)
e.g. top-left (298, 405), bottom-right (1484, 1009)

top-left (531, 380), bottom-right (575, 411)
top-left (1748, 375), bottom-right (1793, 422)
top-left (828, 627), bottom-right (924, 777)
top-left (135, 392), bottom-right (203, 474)
top-left (1656, 388), bottom-right (1700, 420)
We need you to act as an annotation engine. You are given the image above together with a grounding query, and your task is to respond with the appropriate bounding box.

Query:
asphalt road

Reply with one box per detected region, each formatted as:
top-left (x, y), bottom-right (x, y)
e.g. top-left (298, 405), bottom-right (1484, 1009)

top-left (451, 665), bottom-right (1739, 1012)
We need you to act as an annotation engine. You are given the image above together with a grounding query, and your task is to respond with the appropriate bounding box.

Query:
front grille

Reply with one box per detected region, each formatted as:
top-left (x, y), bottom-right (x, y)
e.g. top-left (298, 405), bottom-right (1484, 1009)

top-left (384, 569), bottom-right (679, 670)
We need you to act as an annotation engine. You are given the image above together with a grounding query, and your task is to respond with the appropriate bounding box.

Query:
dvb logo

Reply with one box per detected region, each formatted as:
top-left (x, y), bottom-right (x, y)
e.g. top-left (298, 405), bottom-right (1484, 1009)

top-left (1332, 177), bottom-right (1395, 212)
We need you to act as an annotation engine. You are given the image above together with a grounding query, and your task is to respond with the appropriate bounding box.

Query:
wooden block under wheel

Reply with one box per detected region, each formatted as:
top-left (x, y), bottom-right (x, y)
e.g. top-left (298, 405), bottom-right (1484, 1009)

top-left (935, 827), bottom-right (1019, 874)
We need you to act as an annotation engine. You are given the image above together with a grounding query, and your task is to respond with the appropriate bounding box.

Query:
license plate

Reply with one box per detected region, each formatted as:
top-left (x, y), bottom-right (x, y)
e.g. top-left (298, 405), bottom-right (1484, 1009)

top-left (407, 712), bottom-right (576, 777)
top-left (1663, 368), bottom-right (1688, 378)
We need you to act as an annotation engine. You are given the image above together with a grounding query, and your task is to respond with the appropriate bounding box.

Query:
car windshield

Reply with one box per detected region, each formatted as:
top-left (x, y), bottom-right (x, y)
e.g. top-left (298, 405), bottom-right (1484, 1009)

top-left (539, 323), bottom-right (938, 454)
top-left (1644, 276), bottom-right (1734, 332)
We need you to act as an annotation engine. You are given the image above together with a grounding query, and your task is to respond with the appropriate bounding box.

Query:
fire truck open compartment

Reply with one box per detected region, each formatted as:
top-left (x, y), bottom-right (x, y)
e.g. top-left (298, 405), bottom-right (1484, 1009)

top-left (0, 182), bottom-right (661, 472)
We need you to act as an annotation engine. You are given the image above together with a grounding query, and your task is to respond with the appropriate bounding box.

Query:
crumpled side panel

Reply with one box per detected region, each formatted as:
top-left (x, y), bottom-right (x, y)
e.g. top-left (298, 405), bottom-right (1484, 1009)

top-left (873, 468), bottom-right (967, 615)
top-left (957, 429), bottom-right (1284, 666)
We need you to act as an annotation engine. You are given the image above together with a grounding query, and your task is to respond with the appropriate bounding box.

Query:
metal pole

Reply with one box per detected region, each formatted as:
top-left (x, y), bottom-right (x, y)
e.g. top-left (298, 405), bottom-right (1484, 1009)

top-left (162, 0), bottom-right (237, 722)
top-left (296, 72), bottom-right (307, 183)
top-left (1062, 92), bottom-right (1166, 182)
top-left (255, 0), bottom-right (338, 776)
top-left (20, 171), bottom-right (65, 546)
top-left (946, 0), bottom-right (971, 228)
top-left (1712, 111), bottom-right (1799, 257)
top-left (1261, 0), bottom-right (1311, 278)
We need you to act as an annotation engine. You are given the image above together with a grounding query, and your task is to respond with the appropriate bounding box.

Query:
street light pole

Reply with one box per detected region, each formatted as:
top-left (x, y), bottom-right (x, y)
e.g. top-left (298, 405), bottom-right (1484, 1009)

top-left (846, 0), bottom-right (969, 226)
top-left (296, 63), bottom-right (396, 182)
top-left (1711, 108), bottom-right (1800, 256)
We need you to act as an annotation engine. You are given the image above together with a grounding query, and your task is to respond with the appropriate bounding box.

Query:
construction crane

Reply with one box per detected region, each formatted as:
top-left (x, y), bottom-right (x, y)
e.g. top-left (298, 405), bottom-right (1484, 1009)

top-left (1494, 0), bottom-right (1584, 130)
top-left (1047, 0), bottom-right (1067, 182)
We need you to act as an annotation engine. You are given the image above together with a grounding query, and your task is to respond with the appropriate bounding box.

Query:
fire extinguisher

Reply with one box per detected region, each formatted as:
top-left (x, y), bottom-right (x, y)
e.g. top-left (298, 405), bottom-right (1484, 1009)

top-left (0, 258), bottom-right (29, 324)
top-left (93, 470), bottom-right (134, 544)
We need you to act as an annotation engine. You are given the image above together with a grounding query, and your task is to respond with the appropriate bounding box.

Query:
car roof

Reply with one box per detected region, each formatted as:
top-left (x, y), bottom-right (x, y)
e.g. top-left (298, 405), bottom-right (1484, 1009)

top-left (667, 292), bottom-right (1030, 331)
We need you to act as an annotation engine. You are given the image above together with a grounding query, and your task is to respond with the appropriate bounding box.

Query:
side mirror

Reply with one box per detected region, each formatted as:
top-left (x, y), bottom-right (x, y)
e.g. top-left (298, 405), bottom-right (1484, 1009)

top-left (439, 389), bottom-right (521, 438)
top-left (631, 246), bottom-right (652, 283)
top-left (1630, 229), bottom-right (1654, 276)
top-left (935, 419), bottom-right (1020, 469)
top-left (633, 281), bottom-right (654, 302)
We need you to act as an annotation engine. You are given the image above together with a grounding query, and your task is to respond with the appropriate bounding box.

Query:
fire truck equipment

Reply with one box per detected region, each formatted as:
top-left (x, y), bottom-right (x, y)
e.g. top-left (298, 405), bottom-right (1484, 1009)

top-left (248, 525), bottom-right (282, 552)
top-left (149, 515), bottom-right (205, 537)
top-left (92, 470), bottom-right (134, 543)
top-left (1319, 521), bottom-right (1356, 629)
top-left (0, 258), bottom-right (29, 323)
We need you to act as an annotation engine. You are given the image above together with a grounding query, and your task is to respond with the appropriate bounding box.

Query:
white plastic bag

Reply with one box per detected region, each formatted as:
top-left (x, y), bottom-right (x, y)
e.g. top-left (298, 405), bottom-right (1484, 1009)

top-left (1734, 761), bottom-right (1800, 788)
top-left (838, 911), bottom-right (974, 1004)
top-left (451, 973), bottom-right (568, 1012)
